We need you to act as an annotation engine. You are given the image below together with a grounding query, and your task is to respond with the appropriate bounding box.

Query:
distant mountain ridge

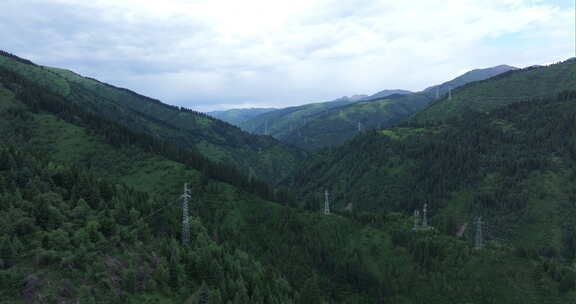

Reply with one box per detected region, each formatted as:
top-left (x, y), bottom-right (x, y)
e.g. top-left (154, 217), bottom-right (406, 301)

top-left (238, 90), bottom-right (414, 139)
top-left (423, 65), bottom-right (518, 94)
top-left (208, 107), bottom-right (277, 125)
top-left (413, 59), bottom-right (575, 123)
top-left (362, 89), bottom-right (412, 101)
top-left (238, 96), bottom-right (359, 137)
top-left (277, 64), bottom-right (519, 149)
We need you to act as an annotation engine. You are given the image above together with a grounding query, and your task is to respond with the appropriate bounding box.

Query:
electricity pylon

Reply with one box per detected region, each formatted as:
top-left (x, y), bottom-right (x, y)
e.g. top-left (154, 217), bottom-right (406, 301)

top-left (413, 209), bottom-right (421, 231)
top-left (324, 189), bottom-right (330, 215)
top-left (422, 203), bottom-right (428, 228)
top-left (181, 183), bottom-right (191, 246)
top-left (474, 216), bottom-right (484, 250)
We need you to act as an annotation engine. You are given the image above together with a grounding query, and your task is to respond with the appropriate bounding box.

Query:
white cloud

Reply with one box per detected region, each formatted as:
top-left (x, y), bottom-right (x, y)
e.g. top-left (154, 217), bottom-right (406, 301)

top-left (0, 0), bottom-right (572, 110)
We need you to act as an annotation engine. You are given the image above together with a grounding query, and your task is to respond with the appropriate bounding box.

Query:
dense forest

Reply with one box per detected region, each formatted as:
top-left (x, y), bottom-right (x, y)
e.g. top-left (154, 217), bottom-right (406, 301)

top-left (0, 52), bottom-right (304, 184)
top-left (292, 89), bottom-right (576, 258)
top-left (2, 50), bottom-right (576, 303)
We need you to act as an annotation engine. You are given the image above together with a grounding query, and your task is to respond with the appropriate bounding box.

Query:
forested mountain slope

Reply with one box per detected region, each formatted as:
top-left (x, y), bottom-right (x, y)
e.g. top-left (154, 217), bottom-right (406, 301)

top-left (413, 59), bottom-right (576, 123)
top-left (291, 90), bottom-right (576, 258)
top-left (239, 96), bottom-right (360, 137)
top-left (1, 52), bottom-right (574, 303)
top-left (421, 64), bottom-right (517, 97)
top-left (0, 50), bottom-right (304, 183)
top-left (362, 89), bottom-right (412, 101)
top-left (207, 108), bottom-right (276, 125)
top-left (279, 65), bottom-right (517, 149)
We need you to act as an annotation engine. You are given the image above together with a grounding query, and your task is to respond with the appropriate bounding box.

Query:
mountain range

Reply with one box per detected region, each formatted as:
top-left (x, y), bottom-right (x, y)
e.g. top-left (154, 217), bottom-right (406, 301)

top-left (207, 108), bottom-right (277, 125)
top-left (237, 64), bottom-right (517, 149)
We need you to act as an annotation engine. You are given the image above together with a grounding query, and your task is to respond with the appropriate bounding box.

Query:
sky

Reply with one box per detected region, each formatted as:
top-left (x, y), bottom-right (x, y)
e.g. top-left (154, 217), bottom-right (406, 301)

top-left (0, 0), bottom-right (574, 111)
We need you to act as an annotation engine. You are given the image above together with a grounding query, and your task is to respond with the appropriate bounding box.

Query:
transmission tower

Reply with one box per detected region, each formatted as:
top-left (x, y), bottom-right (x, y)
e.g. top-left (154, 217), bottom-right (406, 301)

top-left (264, 120), bottom-right (269, 135)
top-left (181, 183), bottom-right (191, 246)
top-left (448, 87), bottom-right (452, 100)
top-left (413, 209), bottom-right (421, 231)
top-left (422, 203), bottom-right (428, 228)
top-left (474, 216), bottom-right (484, 250)
top-left (358, 121), bottom-right (362, 132)
top-left (436, 87), bottom-right (439, 100)
top-left (324, 189), bottom-right (330, 215)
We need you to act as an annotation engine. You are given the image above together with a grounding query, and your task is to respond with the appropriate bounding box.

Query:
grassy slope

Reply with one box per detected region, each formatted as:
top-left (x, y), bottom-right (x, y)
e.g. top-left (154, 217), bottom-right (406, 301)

top-left (414, 60), bottom-right (576, 123)
top-left (0, 53), bottom-right (303, 183)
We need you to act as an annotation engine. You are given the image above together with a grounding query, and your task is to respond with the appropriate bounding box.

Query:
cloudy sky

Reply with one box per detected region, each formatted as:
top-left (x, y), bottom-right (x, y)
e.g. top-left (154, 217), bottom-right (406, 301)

top-left (1, 0), bottom-right (574, 111)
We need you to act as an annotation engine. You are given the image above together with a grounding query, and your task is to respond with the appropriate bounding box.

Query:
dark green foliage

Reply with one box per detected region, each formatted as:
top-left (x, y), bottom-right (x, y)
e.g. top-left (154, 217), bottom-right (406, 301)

top-left (0, 64), bottom-right (289, 204)
top-left (0, 146), bottom-right (297, 303)
top-left (414, 59), bottom-right (576, 123)
top-left (0, 51), bottom-right (304, 183)
top-left (292, 91), bottom-right (576, 297)
top-left (2, 51), bottom-right (576, 303)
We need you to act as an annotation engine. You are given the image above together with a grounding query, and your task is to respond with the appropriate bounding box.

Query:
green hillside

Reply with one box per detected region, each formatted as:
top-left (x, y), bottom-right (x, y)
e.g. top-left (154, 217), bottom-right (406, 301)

top-left (421, 64), bottom-right (517, 97)
top-left (414, 60), bottom-right (576, 123)
top-left (291, 89), bottom-right (576, 257)
top-left (276, 65), bottom-right (517, 150)
top-left (0, 51), bottom-right (304, 183)
top-left (2, 52), bottom-right (574, 303)
top-left (207, 108), bottom-right (276, 125)
top-left (283, 93), bottom-right (432, 149)
top-left (239, 97), bottom-right (357, 138)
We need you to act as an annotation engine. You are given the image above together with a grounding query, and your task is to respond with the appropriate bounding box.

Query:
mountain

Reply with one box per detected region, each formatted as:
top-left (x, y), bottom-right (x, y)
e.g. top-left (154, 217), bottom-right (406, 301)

top-left (422, 65), bottom-right (518, 96)
top-left (290, 88), bottom-right (576, 294)
top-left (0, 53), bottom-right (574, 304)
top-left (207, 107), bottom-right (276, 125)
top-left (280, 65), bottom-right (518, 149)
top-left (281, 93), bottom-right (431, 149)
top-left (2, 70), bottom-right (574, 302)
top-left (413, 60), bottom-right (576, 123)
top-left (1, 50), bottom-right (575, 303)
top-left (362, 89), bottom-right (412, 101)
top-left (238, 92), bottom-right (410, 140)
top-left (0, 50), bottom-right (304, 183)
top-left (289, 60), bottom-right (576, 257)
top-left (238, 96), bottom-right (359, 138)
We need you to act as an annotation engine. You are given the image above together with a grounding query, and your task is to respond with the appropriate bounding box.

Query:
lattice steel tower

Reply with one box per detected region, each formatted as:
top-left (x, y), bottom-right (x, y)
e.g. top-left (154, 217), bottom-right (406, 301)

top-left (324, 189), bottom-right (330, 215)
top-left (413, 209), bottom-right (421, 230)
top-left (181, 183), bottom-right (191, 246)
top-left (474, 216), bottom-right (484, 250)
top-left (422, 203), bottom-right (428, 228)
